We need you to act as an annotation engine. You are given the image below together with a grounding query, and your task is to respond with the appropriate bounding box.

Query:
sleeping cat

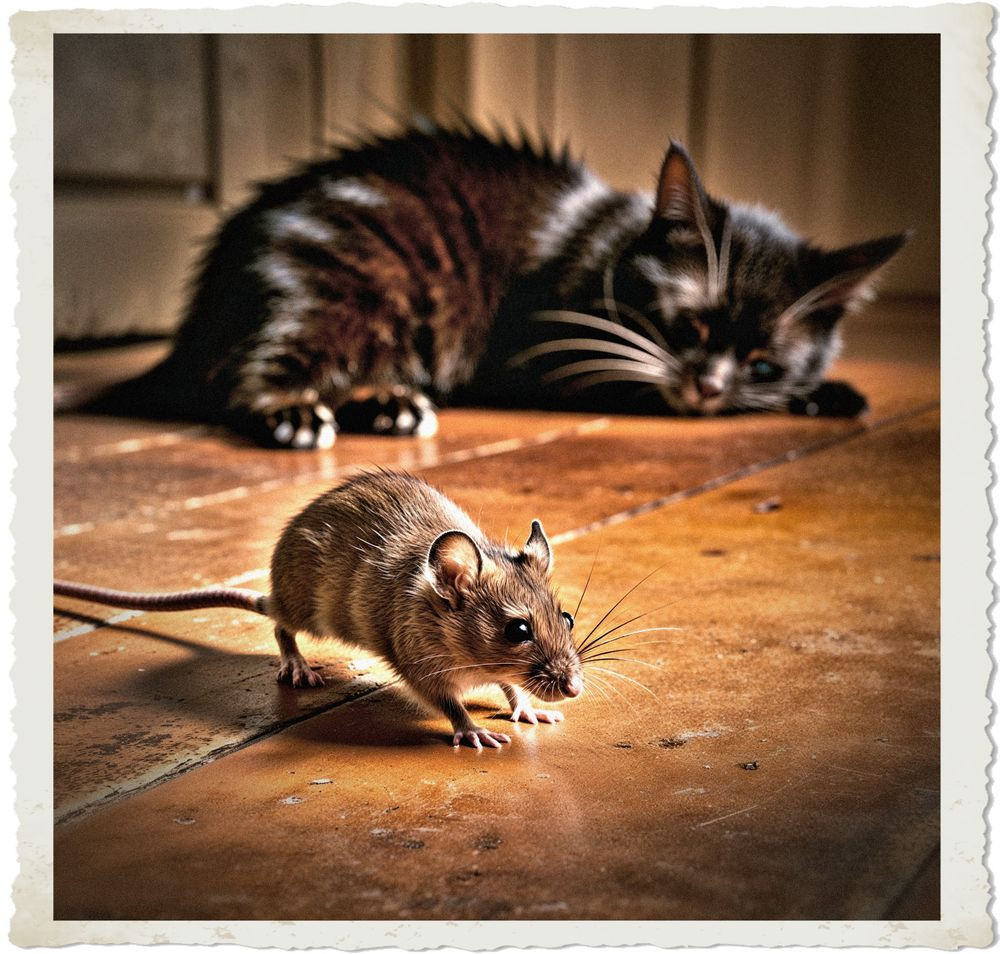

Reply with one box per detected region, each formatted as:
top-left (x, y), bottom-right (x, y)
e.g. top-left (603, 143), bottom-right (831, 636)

top-left (79, 122), bottom-right (908, 448)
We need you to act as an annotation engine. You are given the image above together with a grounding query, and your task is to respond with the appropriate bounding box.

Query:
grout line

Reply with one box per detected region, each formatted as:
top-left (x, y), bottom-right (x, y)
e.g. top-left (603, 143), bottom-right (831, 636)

top-left (54, 406), bottom-right (937, 639)
top-left (550, 402), bottom-right (940, 546)
top-left (55, 425), bottom-right (214, 463)
top-left (53, 419), bottom-right (613, 638)
top-left (53, 416), bottom-right (612, 539)
top-left (55, 677), bottom-right (389, 827)
top-left (53, 402), bottom-right (939, 823)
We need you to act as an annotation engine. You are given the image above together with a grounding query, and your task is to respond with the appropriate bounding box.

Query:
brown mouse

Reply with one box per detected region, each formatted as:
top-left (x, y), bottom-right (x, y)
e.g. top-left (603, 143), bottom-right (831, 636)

top-left (55, 470), bottom-right (584, 749)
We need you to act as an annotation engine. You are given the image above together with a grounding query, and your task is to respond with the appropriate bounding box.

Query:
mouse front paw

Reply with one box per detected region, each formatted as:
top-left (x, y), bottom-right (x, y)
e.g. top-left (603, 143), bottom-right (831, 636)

top-left (452, 727), bottom-right (512, 750)
top-left (509, 702), bottom-right (564, 725)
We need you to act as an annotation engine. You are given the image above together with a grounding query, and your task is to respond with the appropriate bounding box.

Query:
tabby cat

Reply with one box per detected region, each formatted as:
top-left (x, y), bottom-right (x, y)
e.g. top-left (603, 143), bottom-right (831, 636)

top-left (84, 122), bottom-right (908, 448)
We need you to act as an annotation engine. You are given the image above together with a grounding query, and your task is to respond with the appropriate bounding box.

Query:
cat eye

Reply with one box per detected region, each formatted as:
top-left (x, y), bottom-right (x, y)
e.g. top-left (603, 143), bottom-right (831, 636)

top-left (561, 611), bottom-right (575, 630)
top-left (504, 619), bottom-right (534, 644)
top-left (749, 358), bottom-right (783, 382)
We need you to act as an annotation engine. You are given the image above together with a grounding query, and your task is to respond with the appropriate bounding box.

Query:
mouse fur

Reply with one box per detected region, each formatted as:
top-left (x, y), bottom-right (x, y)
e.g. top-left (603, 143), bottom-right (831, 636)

top-left (269, 470), bottom-right (584, 748)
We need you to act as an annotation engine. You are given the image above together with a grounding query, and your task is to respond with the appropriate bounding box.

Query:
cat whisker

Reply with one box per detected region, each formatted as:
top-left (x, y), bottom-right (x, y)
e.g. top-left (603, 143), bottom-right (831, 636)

top-left (533, 309), bottom-right (674, 364)
top-left (595, 301), bottom-right (674, 358)
top-left (603, 262), bottom-right (622, 325)
top-left (543, 358), bottom-right (668, 385)
top-left (717, 212), bottom-right (734, 295)
top-left (562, 370), bottom-right (673, 395)
top-left (512, 337), bottom-right (669, 370)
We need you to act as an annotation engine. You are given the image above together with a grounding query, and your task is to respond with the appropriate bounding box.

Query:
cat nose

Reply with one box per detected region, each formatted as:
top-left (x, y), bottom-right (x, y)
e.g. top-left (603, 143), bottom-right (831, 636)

top-left (696, 375), bottom-right (724, 399)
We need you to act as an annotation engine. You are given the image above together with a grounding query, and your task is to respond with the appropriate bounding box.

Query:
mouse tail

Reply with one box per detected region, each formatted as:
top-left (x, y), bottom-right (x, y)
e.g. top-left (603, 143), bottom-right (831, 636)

top-left (54, 579), bottom-right (270, 616)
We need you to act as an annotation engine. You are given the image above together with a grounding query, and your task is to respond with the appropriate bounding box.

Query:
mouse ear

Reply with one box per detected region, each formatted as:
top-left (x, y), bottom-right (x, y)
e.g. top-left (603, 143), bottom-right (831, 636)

top-left (523, 519), bottom-right (552, 573)
top-left (426, 530), bottom-right (483, 610)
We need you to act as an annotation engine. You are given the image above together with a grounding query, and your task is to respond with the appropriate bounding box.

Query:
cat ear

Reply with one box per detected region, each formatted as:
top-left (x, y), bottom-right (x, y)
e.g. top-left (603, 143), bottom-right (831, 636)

top-left (654, 140), bottom-right (711, 225)
top-left (426, 530), bottom-right (483, 610)
top-left (523, 519), bottom-right (552, 573)
top-left (804, 231), bottom-right (912, 313)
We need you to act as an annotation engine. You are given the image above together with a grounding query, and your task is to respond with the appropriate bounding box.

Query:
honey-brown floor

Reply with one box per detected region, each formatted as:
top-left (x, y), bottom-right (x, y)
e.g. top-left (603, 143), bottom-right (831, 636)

top-left (53, 297), bottom-right (940, 921)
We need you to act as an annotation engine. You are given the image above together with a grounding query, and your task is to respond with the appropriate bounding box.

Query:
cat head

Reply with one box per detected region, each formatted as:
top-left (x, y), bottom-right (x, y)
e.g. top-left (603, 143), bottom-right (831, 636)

top-left (608, 140), bottom-right (910, 415)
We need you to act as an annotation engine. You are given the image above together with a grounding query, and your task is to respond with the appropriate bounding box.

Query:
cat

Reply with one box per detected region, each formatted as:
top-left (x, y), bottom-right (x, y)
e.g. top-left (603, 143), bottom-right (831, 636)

top-left (73, 121), bottom-right (908, 448)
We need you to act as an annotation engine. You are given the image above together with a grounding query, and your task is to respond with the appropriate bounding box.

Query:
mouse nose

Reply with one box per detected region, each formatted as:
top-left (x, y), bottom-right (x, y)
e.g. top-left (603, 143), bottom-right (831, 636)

top-left (696, 374), bottom-right (724, 399)
top-left (562, 674), bottom-right (583, 698)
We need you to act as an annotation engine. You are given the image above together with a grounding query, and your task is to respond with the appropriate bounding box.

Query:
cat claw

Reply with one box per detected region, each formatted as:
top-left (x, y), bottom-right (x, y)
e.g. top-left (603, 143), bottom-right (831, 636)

top-left (452, 727), bottom-right (511, 750)
top-left (510, 703), bottom-right (564, 725)
top-left (336, 391), bottom-right (439, 438)
top-left (264, 404), bottom-right (337, 449)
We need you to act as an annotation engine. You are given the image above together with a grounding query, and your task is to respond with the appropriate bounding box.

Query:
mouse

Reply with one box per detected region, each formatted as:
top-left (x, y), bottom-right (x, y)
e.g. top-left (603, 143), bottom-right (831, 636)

top-left (54, 469), bottom-right (584, 749)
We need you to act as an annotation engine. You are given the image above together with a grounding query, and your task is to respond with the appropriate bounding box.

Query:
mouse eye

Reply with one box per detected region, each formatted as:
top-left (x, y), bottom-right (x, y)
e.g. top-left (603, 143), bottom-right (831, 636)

top-left (561, 611), bottom-right (575, 630)
top-left (504, 619), bottom-right (534, 644)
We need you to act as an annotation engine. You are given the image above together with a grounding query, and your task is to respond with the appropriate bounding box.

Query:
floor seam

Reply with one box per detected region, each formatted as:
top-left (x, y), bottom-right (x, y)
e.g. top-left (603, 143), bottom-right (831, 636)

top-left (53, 416), bottom-right (611, 539)
top-left (551, 401), bottom-right (939, 546)
top-left (54, 401), bottom-right (940, 824)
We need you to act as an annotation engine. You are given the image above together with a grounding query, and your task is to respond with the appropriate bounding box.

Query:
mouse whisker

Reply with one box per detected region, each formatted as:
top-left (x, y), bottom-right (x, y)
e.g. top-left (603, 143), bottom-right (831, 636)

top-left (584, 669), bottom-right (637, 712)
top-left (587, 665), bottom-right (658, 699)
top-left (582, 653), bottom-right (664, 670)
top-left (572, 546), bottom-right (601, 622)
top-left (579, 671), bottom-right (612, 706)
top-left (579, 562), bottom-right (670, 648)
top-left (580, 627), bottom-right (681, 658)
top-left (576, 602), bottom-right (675, 655)
top-left (588, 676), bottom-right (624, 713)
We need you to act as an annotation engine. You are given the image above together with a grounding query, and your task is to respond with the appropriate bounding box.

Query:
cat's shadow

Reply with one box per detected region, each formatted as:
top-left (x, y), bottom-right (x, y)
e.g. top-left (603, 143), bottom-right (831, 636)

top-left (56, 609), bottom-right (480, 750)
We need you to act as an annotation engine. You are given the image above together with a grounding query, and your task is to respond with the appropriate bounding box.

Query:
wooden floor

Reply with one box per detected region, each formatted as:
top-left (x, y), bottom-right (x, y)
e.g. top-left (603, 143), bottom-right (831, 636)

top-left (53, 298), bottom-right (940, 921)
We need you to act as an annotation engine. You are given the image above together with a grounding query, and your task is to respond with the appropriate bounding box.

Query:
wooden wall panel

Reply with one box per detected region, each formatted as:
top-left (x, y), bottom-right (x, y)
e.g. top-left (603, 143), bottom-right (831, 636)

top-left (54, 34), bottom-right (210, 184)
top-left (832, 35), bottom-right (939, 296)
top-left (55, 196), bottom-right (218, 338)
top-left (467, 35), bottom-right (546, 143)
top-left (698, 34), bottom-right (938, 295)
top-left (214, 35), bottom-right (318, 209)
top-left (320, 35), bottom-right (410, 140)
top-left (550, 35), bottom-right (694, 192)
top-left (53, 32), bottom-right (939, 340)
top-left (698, 35), bottom-right (832, 235)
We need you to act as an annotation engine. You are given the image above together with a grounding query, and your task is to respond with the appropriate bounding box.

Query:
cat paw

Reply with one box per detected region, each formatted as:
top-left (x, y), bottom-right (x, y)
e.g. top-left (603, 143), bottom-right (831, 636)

top-left (452, 727), bottom-right (512, 750)
top-left (337, 389), bottom-right (439, 438)
top-left (277, 659), bottom-right (326, 688)
top-left (789, 381), bottom-right (869, 419)
top-left (509, 702), bottom-right (564, 725)
top-left (252, 403), bottom-right (337, 449)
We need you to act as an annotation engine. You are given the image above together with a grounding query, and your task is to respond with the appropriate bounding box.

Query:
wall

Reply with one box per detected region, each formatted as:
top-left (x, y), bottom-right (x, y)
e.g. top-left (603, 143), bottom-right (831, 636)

top-left (54, 33), bottom-right (939, 340)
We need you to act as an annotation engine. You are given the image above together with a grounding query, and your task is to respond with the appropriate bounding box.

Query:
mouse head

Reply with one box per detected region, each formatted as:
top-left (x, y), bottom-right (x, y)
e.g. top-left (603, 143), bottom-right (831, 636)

top-left (424, 521), bottom-right (584, 702)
